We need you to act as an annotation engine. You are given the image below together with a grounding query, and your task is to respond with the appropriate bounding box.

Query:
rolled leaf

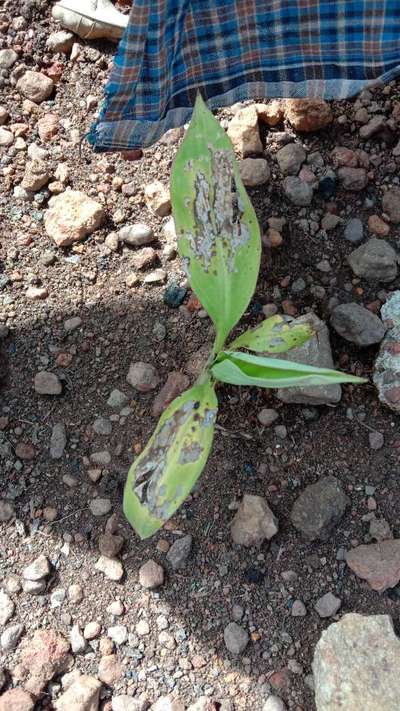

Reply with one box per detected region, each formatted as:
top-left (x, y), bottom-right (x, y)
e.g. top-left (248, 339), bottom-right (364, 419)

top-left (123, 382), bottom-right (218, 539)
top-left (229, 315), bottom-right (315, 353)
top-left (171, 94), bottom-right (261, 350)
top-left (211, 351), bottom-right (367, 389)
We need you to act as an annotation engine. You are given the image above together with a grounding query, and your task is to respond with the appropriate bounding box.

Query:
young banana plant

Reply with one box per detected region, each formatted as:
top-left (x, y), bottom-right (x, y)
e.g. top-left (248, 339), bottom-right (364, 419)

top-left (123, 95), bottom-right (366, 539)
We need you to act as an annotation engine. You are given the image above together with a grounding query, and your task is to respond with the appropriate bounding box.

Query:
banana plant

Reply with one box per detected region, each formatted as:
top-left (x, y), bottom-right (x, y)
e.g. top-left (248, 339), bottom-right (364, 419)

top-left (123, 95), bottom-right (366, 539)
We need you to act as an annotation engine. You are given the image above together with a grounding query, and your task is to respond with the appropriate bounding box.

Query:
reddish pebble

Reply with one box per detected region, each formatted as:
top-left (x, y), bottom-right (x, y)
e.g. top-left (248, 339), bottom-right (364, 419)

top-left (56, 352), bottom-right (73, 367)
top-left (15, 442), bottom-right (36, 460)
top-left (121, 149), bottom-right (143, 161)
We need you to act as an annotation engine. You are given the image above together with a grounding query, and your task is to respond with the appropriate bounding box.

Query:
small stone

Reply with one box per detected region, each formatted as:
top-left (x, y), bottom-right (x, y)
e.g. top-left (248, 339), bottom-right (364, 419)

top-left (107, 389), bottom-right (129, 409)
top-left (144, 181), bottom-right (171, 217)
top-left (64, 316), bottom-right (81, 332)
top-left (152, 371), bottom-right (190, 417)
top-left (369, 430), bottom-right (384, 450)
top-left (22, 160), bottom-right (50, 192)
top-left (95, 556), bottom-right (124, 581)
top-left (227, 106), bottom-right (263, 156)
top-left (284, 98), bottom-right (332, 132)
top-left (15, 442), bottom-right (35, 460)
top-left (0, 501), bottom-right (14, 522)
top-left (34, 371), bottom-right (62, 395)
top-left (344, 218), bottom-right (364, 244)
top-left (90, 451), bottom-right (111, 466)
top-left (255, 100), bottom-right (285, 126)
top-left (89, 498), bottom-right (112, 517)
top-left (93, 417), bottom-right (112, 436)
top-left (108, 625), bottom-right (127, 645)
top-left (0, 590), bottom-right (15, 625)
top-left (262, 697), bottom-right (287, 711)
top-left (283, 176), bottom-right (313, 206)
top-left (139, 560), bottom-right (164, 589)
top-left (46, 30), bottom-right (75, 53)
top-left (55, 675), bottom-right (102, 711)
top-left (276, 143), bottom-right (306, 175)
top-left (291, 476), bottom-right (349, 542)
top-left (291, 600), bottom-right (306, 617)
top-left (70, 624), bottom-right (86, 654)
top-left (151, 697), bottom-right (185, 711)
top-left (368, 215), bottom-right (390, 236)
top-left (382, 187), bottom-right (400, 223)
top-left (68, 584), bottom-right (83, 604)
top-left (0, 128), bottom-right (13, 146)
top-left (143, 269), bottom-right (167, 284)
top-left (50, 588), bottom-right (66, 608)
top-left (119, 224), bottom-right (154, 247)
top-left (38, 113), bottom-right (59, 141)
top-left (231, 494), bottom-right (278, 547)
top-left (257, 408), bottom-right (279, 426)
top-left (164, 285), bottom-right (187, 308)
top-left (43, 506), bottom-right (58, 522)
top-left (44, 191), bottom-right (105, 247)
top-left (331, 303), bottom-right (385, 346)
top-left (315, 592), bottom-right (342, 618)
top-left (131, 247), bottom-right (157, 270)
top-left (98, 655), bottom-right (122, 685)
top-left (18, 629), bottom-right (71, 696)
top-left (346, 539), bottom-right (400, 592)
top-left (107, 601), bottom-right (124, 617)
top-left (1, 623), bottom-right (24, 651)
top-left (112, 697), bottom-right (144, 711)
top-left (50, 423), bottom-right (67, 459)
top-left (136, 620), bottom-right (150, 636)
top-left (17, 71), bottom-right (54, 103)
top-left (166, 535), bottom-right (192, 571)
top-left (22, 580), bottom-right (46, 595)
top-left (223, 622), bottom-right (249, 655)
top-left (127, 362), bottom-right (160, 392)
top-left (338, 167), bottom-right (368, 191)
top-left (98, 533), bottom-right (124, 558)
top-left (0, 48), bottom-right (18, 69)
top-left (347, 238), bottom-right (398, 283)
top-left (369, 517), bottom-right (392, 542)
top-left (0, 689), bottom-right (34, 711)
top-left (0, 107), bottom-right (9, 126)
top-left (23, 555), bottom-right (50, 581)
top-left (26, 287), bottom-right (48, 301)
top-left (238, 158), bottom-right (270, 186)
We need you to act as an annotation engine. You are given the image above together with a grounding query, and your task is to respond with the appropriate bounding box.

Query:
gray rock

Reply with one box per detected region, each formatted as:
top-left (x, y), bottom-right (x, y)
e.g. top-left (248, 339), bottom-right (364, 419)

top-left (231, 494), bottom-right (278, 547)
top-left (1, 623), bottom-right (24, 650)
top-left (373, 291), bottom-right (400, 411)
top-left (232, 604), bottom-right (244, 621)
top-left (359, 115), bottom-right (386, 139)
top-left (64, 316), bottom-right (81, 332)
top-left (0, 590), bottom-right (15, 625)
top-left (0, 49), bottom-right (18, 69)
top-left (23, 554), bottom-right (50, 581)
top-left (224, 622), bottom-right (249, 655)
top-left (291, 599), bottom-right (307, 617)
top-left (263, 697), bottom-right (287, 711)
top-left (112, 696), bottom-right (145, 711)
top-left (89, 498), bottom-right (112, 517)
top-left (369, 517), bottom-right (392, 542)
top-left (166, 535), bottom-right (193, 571)
top-left (70, 624), bottom-right (86, 654)
top-left (107, 389), bottom-right (129, 409)
top-left (313, 613), bottom-right (400, 710)
top-left (257, 408), bottom-right (279, 426)
top-left (118, 223), bottom-right (155, 246)
top-left (338, 167), bottom-right (368, 191)
top-left (139, 560), bottom-right (164, 589)
top-left (369, 430), bottom-right (384, 450)
top-left (347, 238), bottom-right (398, 283)
top-left (90, 450), bottom-right (111, 466)
top-left (274, 313), bottom-right (341, 405)
top-left (93, 417), bottom-right (112, 436)
top-left (331, 303), bottom-right (385, 346)
top-left (382, 187), bottom-right (400, 223)
top-left (290, 476), bottom-right (349, 542)
top-left (126, 362), bottom-right (160, 392)
top-left (17, 71), bottom-right (54, 103)
top-left (50, 423), bottom-right (67, 459)
top-left (314, 592), bottom-right (342, 618)
top-left (34, 371), bottom-right (62, 395)
top-left (344, 218), bottom-right (364, 244)
top-left (46, 30), bottom-right (75, 53)
top-left (238, 158), bottom-right (271, 186)
top-left (276, 143), bottom-right (306, 175)
top-left (283, 176), bottom-right (313, 206)
top-left (0, 500), bottom-right (14, 522)
top-left (22, 580), bottom-right (46, 595)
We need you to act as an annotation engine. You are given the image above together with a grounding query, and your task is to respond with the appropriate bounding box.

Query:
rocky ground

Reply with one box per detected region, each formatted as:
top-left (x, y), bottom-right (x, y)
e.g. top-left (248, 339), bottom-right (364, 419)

top-left (1, 2), bottom-right (400, 711)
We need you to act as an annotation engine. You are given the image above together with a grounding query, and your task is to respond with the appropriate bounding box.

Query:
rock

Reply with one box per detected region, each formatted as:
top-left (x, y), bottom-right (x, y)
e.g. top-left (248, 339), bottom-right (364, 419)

top-left (291, 600), bottom-right (307, 617)
top-left (144, 269), bottom-right (167, 284)
top-left (93, 417), bottom-right (112, 435)
top-left (331, 303), bottom-right (385, 346)
top-left (118, 224), bottom-right (155, 247)
top-left (255, 100), bottom-right (285, 126)
top-left (34, 371), bottom-right (62, 395)
top-left (262, 697), bottom-right (287, 711)
top-left (369, 517), bottom-right (392, 542)
top-left (231, 494), bottom-right (278, 547)
top-left (152, 372), bottom-right (190, 417)
top-left (344, 218), bottom-right (364, 244)
top-left (98, 533), bottom-right (124, 558)
top-left (257, 408), bottom-right (279, 426)
top-left (276, 143), bottom-right (306, 175)
top-left (0, 590), bottom-right (15, 625)
top-left (64, 316), bottom-right (81, 332)
top-left (238, 158), bottom-right (270, 186)
top-left (0, 688), bottom-right (34, 711)
top-left (0, 128), bottom-right (13, 146)
top-left (84, 622), bottom-right (101, 640)
top-left (23, 555), bottom-right (50, 581)
top-left (44, 190), bottom-right (104, 247)
top-left (98, 655), bottom-right (122, 685)
top-left (21, 161), bottom-right (50, 192)
top-left (321, 214), bottom-right (341, 232)
top-left (347, 238), bottom-right (398, 283)
top-left (338, 167), bottom-right (368, 191)
top-left (144, 181), bottom-right (171, 217)
top-left (38, 113), bottom-right (59, 141)
top-left (26, 287), bottom-right (48, 301)
top-left (166, 535), bottom-right (192, 570)
top-left (313, 613), bottom-right (400, 710)
top-left (136, 620), bottom-right (150, 636)
top-left (50, 423), bottom-right (67, 459)
top-left (368, 215), bottom-right (390, 237)
top-left (131, 248), bottom-right (157, 270)
top-left (17, 71), bottom-right (54, 103)
top-left (0, 48), bottom-right (18, 69)
top-left (284, 98), bottom-right (332, 132)
top-left (22, 580), bottom-right (46, 595)
top-left (139, 560), bottom-right (164, 589)
top-left (227, 106), bottom-right (263, 156)
top-left (15, 443), bottom-right (35, 460)
top-left (346, 539), bottom-right (400, 592)
top-left (359, 115), bottom-right (386, 139)
top-left (108, 625), bottom-right (127, 645)
top-left (291, 476), bottom-right (349, 542)
top-left (275, 313), bottom-right (341, 405)
top-left (55, 675), bottom-right (101, 711)
top-left (90, 451), bottom-right (111, 466)
top-left (127, 362), bottom-right (160, 392)
top-left (107, 389), bottom-right (129, 409)
top-left (0, 501), bottom-right (14, 522)
top-left (1, 623), bottom-right (24, 651)
top-left (223, 622), bottom-right (249, 655)
top-left (95, 556), bottom-right (123, 582)
top-left (382, 187), bottom-right (400, 223)
top-left (374, 291), bottom-right (400, 411)
top-left (0, 107), bottom-right (9, 126)
top-left (107, 600), bottom-right (124, 616)
top-left (314, 592), bottom-right (342, 618)
top-left (151, 697), bottom-right (185, 711)
top-left (46, 30), bottom-right (75, 53)
top-left (68, 584), bottom-right (83, 604)
top-left (112, 696), bottom-right (144, 711)
top-left (331, 146), bottom-right (359, 168)
top-left (283, 176), bottom-right (313, 206)
top-left (70, 624), bottom-right (86, 654)
top-left (369, 430), bottom-right (384, 450)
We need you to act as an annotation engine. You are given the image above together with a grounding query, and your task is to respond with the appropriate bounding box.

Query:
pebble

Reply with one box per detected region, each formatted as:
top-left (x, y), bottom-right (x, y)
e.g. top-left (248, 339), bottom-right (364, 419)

top-left (23, 580), bottom-right (46, 595)
top-left (23, 555), bottom-right (50, 581)
top-left (231, 494), bottom-right (278, 547)
top-left (374, 291), bottom-right (400, 411)
top-left (70, 623), bottom-right (86, 653)
top-left (338, 167), bottom-right (368, 191)
top-left (126, 362), bottom-right (160, 392)
top-left (34, 371), bottom-right (62, 395)
top-left (257, 408), bottom-right (279, 426)
top-left (0, 128), bottom-right (13, 146)
top-left (144, 269), bottom-right (167, 284)
top-left (17, 71), bottom-right (54, 103)
top-left (1, 623), bottom-right (24, 651)
top-left (283, 176), bottom-right (313, 206)
top-left (223, 622), bottom-right (249, 655)
top-left (382, 187), bottom-right (400, 223)
top-left (346, 539), bottom-right (400, 592)
top-left (276, 143), bottom-right (306, 175)
top-left (90, 498), bottom-right (112, 516)
top-left (139, 560), bottom-right (164, 589)
top-left (95, 556), bottom-right (124, 581)
top-left (26, 287), bottom-right (49, 301)
top-left (68, 584), bottom-right (83, 604)
top-left (44, 191), bottom-right (105, 247)
top-left (369, 430), bottom-right (384, 450)
top-left (118, 223), bottom-right (155, 246)
top-left (368, 214), bottom-right (390, 236)
top-left (107, 600), bottom-right (125, 617)
top-left (347, 238), bottom-right (398, 283)
top-left (331, 303), bottom-right (385, 346)
top-left (98, 533), bottom-right (124, 558)
top-left (107, 389), bottom-right (129, 409)
top-left (46, 30), bottom-right (75, 53)
top-left (227, 105), bottom-right (263, 156)
top-left (164, 285), bottom-right (187, 308)
top-left (15, 442), bottom-right (35, 460)
top-left (238, 157), bottom-right (271, 186)
top-left (0, 501), bottom-right (14, 522)
top-left (136, 620), bottom-right (150, 636)
top-left (112, 696), bottom-right (144, 711)
top-left (284, 98), bottom-right (332, 132)
top-left (314, 592), bottom-right (342, 618)
top-left (98, 655), bottom-right (122, 685)
top-left (344, 218), bottom-right (364, 244)
top-left (108, 625), bottom-right (128, 645)
top-left (0, 590), bottom-right (15, 625)
top-left (152, 371), bottom-right (190, 417)
top-left (369, 517), bottom-right (392, 542)
top-left (55, 675), bottom-right (102, 711)
top-left (290, 476), bottom-right (349, 542)
top-left (50, 423), bottom-right (67, 459)
top-left (93, 417), bottom-right (112, 435)
top-left (291, 600), bottom-right (307, 617)
top-left (166, 534), bottom-right (193, 571)
top-left (64, 316), bottom-right (81, 332)
top-left (0, 48), bottom-right (18, 69)
top-left (144, 181), bottom-right (171, 217)
top-left (90, 451), bottom-right (111, 466)
top-left (262, 697), bottom-right (287, 711)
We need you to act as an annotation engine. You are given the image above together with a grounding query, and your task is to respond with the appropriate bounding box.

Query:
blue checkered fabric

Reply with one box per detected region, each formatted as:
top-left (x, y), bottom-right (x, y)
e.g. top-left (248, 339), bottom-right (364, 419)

top-left (89, 0), bottom-right (400, 151)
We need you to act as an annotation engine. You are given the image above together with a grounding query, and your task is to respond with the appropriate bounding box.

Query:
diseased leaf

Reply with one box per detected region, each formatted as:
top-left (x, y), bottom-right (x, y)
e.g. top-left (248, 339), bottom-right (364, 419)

top-left (123, 382), bottom-right (218, 539)
top-left (171, 94), bottom-right (261, 350)
top-left (229, 315), bottom-right (315, 353)
top-left (211, 351), bottom-right (367, 389)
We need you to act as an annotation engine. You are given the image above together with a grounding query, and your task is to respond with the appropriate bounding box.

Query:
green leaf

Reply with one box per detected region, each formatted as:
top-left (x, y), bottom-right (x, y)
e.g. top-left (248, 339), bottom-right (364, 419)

top-left (211, 351), bottom-right (367, 389)
top-left (229, 315), bottom-right (315, 353)
top-left (171, 94), bottom-right (261, 350)
top-left (123, 381), bottom-right (218, 539)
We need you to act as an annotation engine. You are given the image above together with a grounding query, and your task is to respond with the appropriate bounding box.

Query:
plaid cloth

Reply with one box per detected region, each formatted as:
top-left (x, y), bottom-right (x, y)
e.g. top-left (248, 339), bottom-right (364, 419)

top-left (89, 0), bottom-right (400, 152)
